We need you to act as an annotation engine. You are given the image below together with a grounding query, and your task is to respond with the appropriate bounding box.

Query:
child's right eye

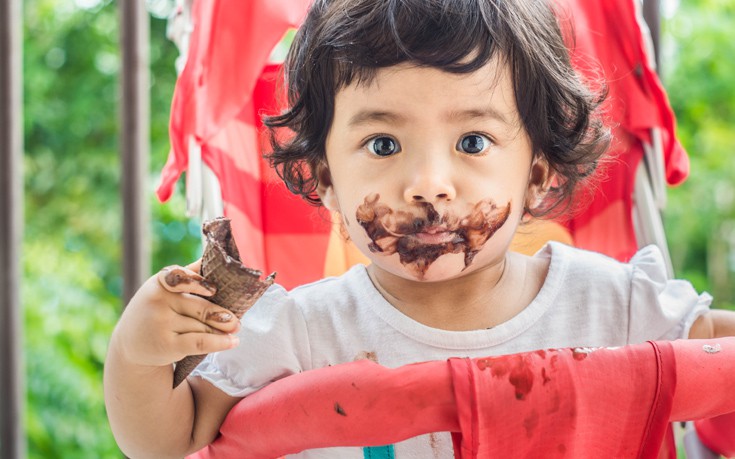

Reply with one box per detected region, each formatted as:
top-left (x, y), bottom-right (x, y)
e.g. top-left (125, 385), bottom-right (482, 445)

top-left (366, 136), bottom-right (401, 157)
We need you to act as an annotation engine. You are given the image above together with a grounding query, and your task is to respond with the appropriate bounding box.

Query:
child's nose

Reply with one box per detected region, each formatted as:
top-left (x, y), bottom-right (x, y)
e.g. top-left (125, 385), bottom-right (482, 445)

top-left (403, 161), bottom-right (457, 204)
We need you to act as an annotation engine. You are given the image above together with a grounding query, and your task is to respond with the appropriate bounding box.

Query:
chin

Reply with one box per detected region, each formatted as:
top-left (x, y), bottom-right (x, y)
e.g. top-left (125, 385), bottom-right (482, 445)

top-left (375, 252), bottom-right (472, 282)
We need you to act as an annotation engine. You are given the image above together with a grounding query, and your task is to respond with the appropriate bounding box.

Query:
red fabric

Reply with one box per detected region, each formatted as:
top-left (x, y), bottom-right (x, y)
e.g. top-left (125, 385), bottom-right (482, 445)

top-left (556, 0), bottom-right (690, 261)
top-left (695, 411), bottom-right (735, 456)
top-left (156, 0), bottom-right (328, 289)
top-left (158, 0), bottom-right (311, 200)
top-left (188, 339), bottom-right (735, 458)
top-left (449, 343), bottom-right (676, 458)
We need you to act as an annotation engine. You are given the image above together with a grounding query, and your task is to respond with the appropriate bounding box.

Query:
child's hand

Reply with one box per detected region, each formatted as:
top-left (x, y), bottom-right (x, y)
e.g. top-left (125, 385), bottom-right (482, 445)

top-left (113, 260), bottom-right (240, 368)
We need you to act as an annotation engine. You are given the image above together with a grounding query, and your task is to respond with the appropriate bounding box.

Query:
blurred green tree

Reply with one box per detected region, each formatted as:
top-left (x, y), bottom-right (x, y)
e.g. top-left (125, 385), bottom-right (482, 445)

top-left (23, 0), bottom-right (200, 456)
top-left (662, 0), bottom-right (735, 310)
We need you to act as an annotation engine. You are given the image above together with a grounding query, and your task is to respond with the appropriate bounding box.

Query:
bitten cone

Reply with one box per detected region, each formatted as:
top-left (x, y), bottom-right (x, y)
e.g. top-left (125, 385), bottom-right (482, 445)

top-left (172, 217), bottom-right (274, 388)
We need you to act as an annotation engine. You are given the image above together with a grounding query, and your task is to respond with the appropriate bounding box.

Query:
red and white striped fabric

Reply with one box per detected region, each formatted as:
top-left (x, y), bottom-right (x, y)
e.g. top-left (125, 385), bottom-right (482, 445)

top-left (156, 0), bottom-right (327, 289)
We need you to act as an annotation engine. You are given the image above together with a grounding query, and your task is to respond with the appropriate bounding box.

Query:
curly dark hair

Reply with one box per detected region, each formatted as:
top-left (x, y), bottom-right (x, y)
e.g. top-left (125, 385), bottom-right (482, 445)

top-left (264, 0), bottom-right (610, 216)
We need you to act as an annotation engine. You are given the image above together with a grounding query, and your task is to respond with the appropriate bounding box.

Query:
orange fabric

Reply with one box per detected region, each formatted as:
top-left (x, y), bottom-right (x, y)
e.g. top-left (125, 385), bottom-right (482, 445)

top-left (188, 339), bottom-right (735, 458)
top-left (510, 219), bottom-right (574, 255)
top-left (323, 215), bottom-right (371, 278)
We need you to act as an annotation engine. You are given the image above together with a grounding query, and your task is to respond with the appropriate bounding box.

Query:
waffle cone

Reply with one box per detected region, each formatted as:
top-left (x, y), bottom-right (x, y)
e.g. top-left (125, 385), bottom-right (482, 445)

top-left (173, 217), bottom-right (275, 388)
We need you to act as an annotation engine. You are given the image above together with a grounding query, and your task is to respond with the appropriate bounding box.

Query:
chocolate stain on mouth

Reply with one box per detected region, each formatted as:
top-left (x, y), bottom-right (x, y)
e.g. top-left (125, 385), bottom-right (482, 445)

top-left (355, 193), bottom-right (511, 277)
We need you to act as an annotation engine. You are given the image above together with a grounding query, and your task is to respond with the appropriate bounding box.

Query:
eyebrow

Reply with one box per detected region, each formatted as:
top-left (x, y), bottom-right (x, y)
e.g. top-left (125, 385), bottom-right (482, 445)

top-left (444, 108), bottom-right (513, 126)
top-left (346, 107), bottom-right (514, 128)
top-left (347, 110), bottom-right (406, 127)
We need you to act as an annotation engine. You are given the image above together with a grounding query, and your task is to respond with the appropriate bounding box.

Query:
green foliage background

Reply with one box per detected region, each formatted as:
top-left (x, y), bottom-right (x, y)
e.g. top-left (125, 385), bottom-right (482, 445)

top-left (18, 0), bottom-right (735, 456)
top-left (23, 1), bottom-right (199, 456)
top-left (662, 0), bottom-right (735, 310)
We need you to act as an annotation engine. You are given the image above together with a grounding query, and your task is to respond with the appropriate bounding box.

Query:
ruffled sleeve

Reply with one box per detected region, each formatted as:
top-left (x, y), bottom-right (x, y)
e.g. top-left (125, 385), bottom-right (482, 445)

top-left (627, 245), bottom-right (712, 343)
top-left (190, 284), bottom-right (312, 397)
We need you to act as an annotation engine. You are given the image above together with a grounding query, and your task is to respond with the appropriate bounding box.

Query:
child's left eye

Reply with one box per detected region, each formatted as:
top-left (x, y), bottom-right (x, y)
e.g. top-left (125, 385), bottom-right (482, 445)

top-left (457, 134), bottom-right (491, 155)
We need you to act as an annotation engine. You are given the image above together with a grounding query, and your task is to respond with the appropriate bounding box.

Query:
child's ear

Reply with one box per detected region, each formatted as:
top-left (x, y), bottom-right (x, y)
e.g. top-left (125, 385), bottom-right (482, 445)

top-left (525, 155), bottom-right (551, 210)
top-left (315, 161), bottom-right (339, 212)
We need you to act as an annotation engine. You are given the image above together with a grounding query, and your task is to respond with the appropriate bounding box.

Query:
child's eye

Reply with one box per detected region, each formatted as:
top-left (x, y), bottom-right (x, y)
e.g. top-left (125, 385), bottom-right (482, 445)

top-left (366, 136), bottom-right (401, 157)
top-left (457, 133), bottom-right (491, 155)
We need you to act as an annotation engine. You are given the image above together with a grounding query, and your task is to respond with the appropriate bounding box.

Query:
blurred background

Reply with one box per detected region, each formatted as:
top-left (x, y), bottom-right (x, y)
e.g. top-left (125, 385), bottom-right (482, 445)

top-left (11, 0), bottom-right (735, 456)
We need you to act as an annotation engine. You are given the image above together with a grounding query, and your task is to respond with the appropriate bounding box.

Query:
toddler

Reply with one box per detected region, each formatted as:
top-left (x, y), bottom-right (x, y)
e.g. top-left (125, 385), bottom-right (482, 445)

top-left (104, 0), bottom-right (735, 457)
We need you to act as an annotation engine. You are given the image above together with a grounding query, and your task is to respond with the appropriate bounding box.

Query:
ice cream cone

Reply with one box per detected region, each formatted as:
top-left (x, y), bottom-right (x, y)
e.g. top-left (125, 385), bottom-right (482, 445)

top-left (173, 217), bottom-right (275, 388)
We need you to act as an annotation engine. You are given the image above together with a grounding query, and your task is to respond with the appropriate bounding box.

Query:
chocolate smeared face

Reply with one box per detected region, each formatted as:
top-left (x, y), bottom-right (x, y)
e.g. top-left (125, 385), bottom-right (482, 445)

top-left (321, 63), bottom-right (541, 282)
top-left (356, 193), bottom-right (511, 278)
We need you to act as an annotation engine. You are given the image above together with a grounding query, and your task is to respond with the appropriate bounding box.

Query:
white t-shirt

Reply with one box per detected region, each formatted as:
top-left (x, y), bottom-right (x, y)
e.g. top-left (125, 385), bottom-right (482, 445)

top-left (192, 242), bottom-right (711, 458)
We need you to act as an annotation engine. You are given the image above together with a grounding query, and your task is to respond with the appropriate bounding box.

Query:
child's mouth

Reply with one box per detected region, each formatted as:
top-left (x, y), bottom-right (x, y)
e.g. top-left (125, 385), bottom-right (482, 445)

top-left (355, 193), bottom-right (511, 277)
top-left (408, 227), bottom-right (462, 245)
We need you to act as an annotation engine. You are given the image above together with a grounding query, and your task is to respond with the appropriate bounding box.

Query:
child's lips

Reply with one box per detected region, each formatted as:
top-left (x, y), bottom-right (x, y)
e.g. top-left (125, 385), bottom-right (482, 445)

top-left (408, 227), bottom-right (461, 244)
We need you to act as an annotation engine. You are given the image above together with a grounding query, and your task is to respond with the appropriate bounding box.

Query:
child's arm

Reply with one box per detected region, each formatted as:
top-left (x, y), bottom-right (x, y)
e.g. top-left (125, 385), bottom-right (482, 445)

top-left (104, 262), bottom-right (242, 459)
top-left (188, 359), bottom-right (459, 459)
top-left (688, 309), bottom-right (735, 339)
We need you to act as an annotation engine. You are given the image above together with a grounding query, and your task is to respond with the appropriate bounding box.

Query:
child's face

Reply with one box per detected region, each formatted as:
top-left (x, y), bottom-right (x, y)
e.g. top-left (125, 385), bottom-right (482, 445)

top-left (318, 60), bottom-right (547, 282)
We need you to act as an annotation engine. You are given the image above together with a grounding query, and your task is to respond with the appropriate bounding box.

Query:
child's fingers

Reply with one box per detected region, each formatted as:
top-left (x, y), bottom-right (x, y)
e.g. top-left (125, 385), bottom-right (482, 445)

top-left (169, 294), bottom-right (241, 334)
top-left (175, 331), bottom-right (240, 356)
top-left (157, 264), bottom-right (216, 296)
top-left (172, 313), bottom-right (240, 336)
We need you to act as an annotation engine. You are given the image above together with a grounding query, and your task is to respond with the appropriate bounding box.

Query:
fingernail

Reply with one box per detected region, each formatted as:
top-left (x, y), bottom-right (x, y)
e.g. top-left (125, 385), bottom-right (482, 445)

top-left (209, 311), bottom-right (233, 323)
top-left (230, 335), bottom-right (240, 348)
top-left (164, 270), bottom-right (186, 287)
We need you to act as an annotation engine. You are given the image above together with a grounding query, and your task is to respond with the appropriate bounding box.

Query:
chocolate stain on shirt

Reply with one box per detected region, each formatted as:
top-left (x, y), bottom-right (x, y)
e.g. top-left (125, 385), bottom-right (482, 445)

top-left (354, 351), bottom-right (379, 363)
top-left (429, 432), bottom-right (440, 458)
top-left (355, 193), bottom-right (511, 277)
